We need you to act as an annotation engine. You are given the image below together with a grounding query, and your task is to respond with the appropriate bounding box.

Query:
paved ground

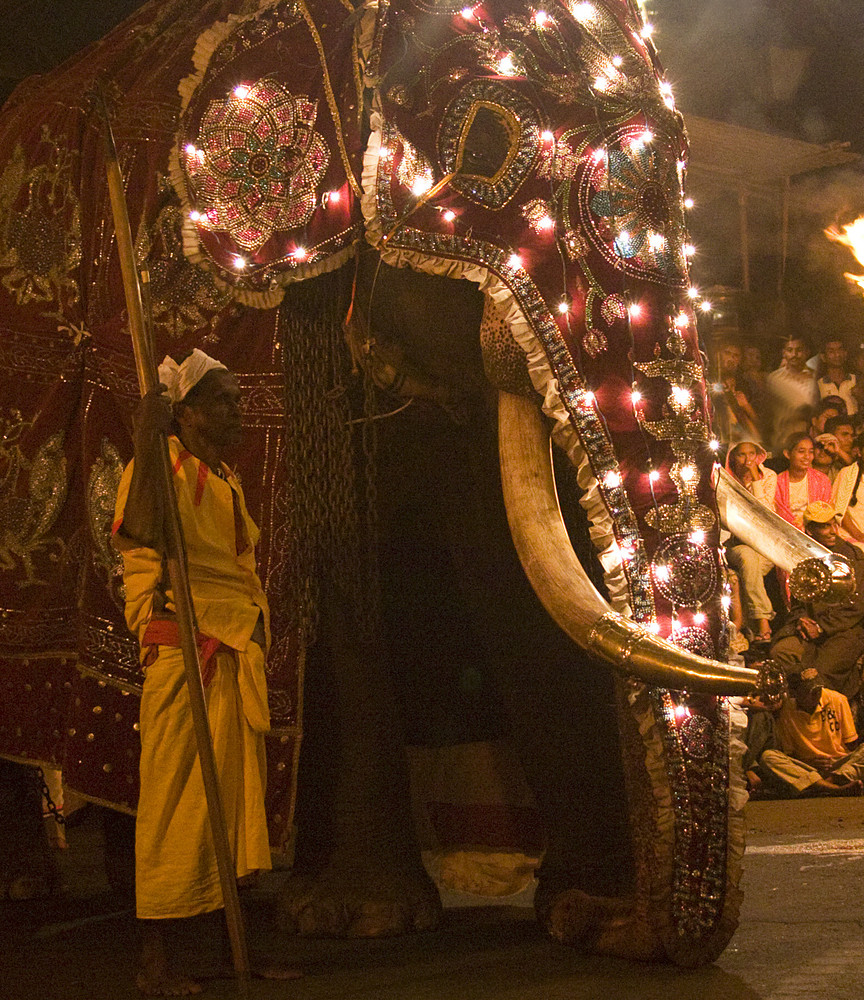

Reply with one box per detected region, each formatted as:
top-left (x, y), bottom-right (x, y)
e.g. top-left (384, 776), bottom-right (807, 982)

top-left (2, 799), bottom-right (863, 999)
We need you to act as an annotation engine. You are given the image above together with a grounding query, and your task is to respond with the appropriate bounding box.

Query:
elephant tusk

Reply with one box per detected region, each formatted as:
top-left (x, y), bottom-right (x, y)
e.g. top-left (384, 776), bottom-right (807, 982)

top-left (498, 391), bottom-right (764, 695)
top-left (716, 467), bottom-right (854, 604)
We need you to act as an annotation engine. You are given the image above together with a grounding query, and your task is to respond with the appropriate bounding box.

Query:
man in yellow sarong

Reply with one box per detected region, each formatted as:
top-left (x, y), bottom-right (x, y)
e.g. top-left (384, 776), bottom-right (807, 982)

top-left (113, 350), bottom-right (294, 995)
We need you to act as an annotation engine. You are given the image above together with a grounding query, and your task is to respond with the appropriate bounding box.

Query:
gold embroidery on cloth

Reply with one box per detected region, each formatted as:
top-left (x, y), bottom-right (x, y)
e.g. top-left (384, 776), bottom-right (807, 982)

top-left (87, 438), bottom-right (126, 605)
top-left (0, 130), bottom-right (82, 316)
top-left (0, 410), bottom-right (67, 586)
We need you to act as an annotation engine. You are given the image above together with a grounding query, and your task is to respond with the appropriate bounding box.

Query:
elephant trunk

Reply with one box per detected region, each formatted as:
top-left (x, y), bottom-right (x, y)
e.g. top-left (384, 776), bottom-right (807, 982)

top-left (498, 390), bottom-right (763, 696)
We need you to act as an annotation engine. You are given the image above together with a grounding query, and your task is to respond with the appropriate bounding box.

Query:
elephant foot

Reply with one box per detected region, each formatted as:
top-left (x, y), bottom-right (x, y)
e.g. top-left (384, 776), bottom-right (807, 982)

top-left (278, 866), bottom-right (442, 938)
top-left (535, 886), bottom-right (665, 962)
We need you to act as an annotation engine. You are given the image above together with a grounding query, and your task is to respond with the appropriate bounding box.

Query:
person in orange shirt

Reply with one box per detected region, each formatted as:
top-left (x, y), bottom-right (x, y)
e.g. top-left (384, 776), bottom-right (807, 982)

top-left (113, 350), bottom-right (296, 995)
top-left (759, 669), bottom-right (864, 796)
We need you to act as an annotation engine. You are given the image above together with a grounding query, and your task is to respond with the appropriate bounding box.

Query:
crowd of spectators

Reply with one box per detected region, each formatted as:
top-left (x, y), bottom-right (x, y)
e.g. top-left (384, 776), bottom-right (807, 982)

top-left (708, 333), bottom-right (864, 798)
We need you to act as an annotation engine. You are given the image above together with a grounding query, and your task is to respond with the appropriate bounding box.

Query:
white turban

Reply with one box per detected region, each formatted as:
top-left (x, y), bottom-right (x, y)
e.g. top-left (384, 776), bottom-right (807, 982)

top-left (158, 349), bottom-right (227, 403)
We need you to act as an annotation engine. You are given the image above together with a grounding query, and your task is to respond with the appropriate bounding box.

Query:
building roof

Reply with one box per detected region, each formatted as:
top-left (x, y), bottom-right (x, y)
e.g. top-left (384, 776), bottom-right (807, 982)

top-left (685, 114), bottom-right (859, 196)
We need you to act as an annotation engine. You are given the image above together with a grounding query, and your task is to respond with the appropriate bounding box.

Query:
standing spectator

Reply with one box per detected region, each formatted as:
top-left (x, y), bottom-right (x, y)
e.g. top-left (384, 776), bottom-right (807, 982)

top-left (774, 433), bottom-right (832, 530)
top-left (725, 441), bottom-right (778, 643)
top-left (741, 344), bottom-right (768, 391)
top-left (817, 337), bottom-right (858, 415)
top-left (710, 340), bottom-right (762, 446)
top-left (767, 337), bottom-right (819, 454)
top-left (851, 344), bottom-right (864, 414)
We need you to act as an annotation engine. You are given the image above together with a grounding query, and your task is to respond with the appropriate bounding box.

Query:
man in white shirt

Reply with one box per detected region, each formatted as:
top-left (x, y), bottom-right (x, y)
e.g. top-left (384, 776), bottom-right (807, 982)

top-left (767, 337), bottom-right (818, 455)
top-left (817, 337), bottom-right (858, 415)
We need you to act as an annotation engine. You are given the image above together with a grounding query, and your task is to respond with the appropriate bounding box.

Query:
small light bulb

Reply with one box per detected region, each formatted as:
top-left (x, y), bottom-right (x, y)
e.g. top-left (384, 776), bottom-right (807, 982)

top-left (498, 53), bottom-right (517, 75)
top-left (411, 175), bottom-right (432, 196)
top-left (442, 209), bottom-right (456, 222)
top-left (679, 464), bottom-right (696, 482)
top-left (572, 2), bottom-right (594, 21)
top-left (534, 10), bottom-right (549, 27)
top-left (649, 469), bottom-right (660, 483)
top-left (541, 130), bottom-right (554, 143)
top-left (671, 386), bottom-right (692, 407)
top-left (684, 243), bottom-right (696, 258)
top-left (593, 147), bottom-right (606, 163)
top-left (721, 595), bottom-right (732, 610)
top-left (687, 286), bottom-right (699, 299)
top-left (709, 439), bottom-right (720, 452)
top-left (604, 471), bottom-right (622, 489)
top-left (612, 55), bottom-right (623, 68)
top-left (379, 146), bottom-right (391, 160)
top-left (640, 130), bottom-right (653, 144)
top-left (292, 247), bottom-right (308, 261)
top-left (648, 621), bottom-right (661, 634)
top-left (628, 302), bottom-right (642, 320)
top-left (328, 189), bottom-right (341, 204)
top-left (558, 300), bottom-right (570, 314)
top-left (700, 300), bottom-right (713, 313)
top-left (233, 84), bottom-right (251, 99)
top-left (189, 210), bottom-right (201, 222)
top-left (631, 390), bottom-right (642, 404)
top-left (461, 5), bottom-right (474, 18)
top-left (641, 22), bottom-right (654, 39)
top-left (654, 563), bottom-right (669, 581)
top-left (508, 253), bottom-right (523, 270)
top-left (693, 611), bottom-right (706, 625)
top-left (593, 76), bottom-right (610, 92)
top-left (689, 529), bottom-right (706, 544)
top-left (648, 232), bottom-right (665, 251)
top-left (675, 311), bottom-right (689, 328)
top-left (539, 215), bottom-right (555, 231)
top-left (233, 256), bottom-right (247, 270)
top-left (583, 391), bottom-right (596, 406)
top-left (684, 197), bottom-right (694, 210)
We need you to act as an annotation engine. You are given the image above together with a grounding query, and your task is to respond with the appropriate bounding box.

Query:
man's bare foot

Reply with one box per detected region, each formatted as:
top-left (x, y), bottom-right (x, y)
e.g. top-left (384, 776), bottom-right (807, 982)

top-left (138, 921), bottom-right (202, 996)
top-left (253, 964), bottom-right (303, 981)
top-left (136, 970), bottom-right (203, 996)
top-left (807, 777), bottom-right (863, 797)
top-left (745, 769), bottom-right (762, 793)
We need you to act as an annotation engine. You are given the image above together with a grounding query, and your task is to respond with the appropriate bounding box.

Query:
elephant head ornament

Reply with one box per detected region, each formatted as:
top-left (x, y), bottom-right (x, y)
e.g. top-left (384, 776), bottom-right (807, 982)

top-left (0, 0), bottom-right (837, 967)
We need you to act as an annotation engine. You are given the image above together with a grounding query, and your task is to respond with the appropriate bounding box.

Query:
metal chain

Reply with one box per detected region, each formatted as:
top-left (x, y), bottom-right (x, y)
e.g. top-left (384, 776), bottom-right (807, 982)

top-left (35, 766), bottom-right (65, 827)
top-left (279, 268), bottom-right (381, 649)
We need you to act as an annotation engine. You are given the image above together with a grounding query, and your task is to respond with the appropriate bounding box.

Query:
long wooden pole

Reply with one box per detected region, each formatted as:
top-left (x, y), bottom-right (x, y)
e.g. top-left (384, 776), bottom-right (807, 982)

top-left (96, 94), bottom-right (250, 993)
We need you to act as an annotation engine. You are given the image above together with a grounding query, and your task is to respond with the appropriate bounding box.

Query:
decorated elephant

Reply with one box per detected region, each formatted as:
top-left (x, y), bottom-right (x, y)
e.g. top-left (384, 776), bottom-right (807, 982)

top-left (0, 0), bottom-right (848, 967)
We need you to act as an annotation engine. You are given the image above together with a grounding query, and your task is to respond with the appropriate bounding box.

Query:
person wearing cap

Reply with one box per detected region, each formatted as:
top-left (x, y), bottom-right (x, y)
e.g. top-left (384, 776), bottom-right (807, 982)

top-left (113, 351), bottom-right (294, 994)
top-left (769, 501), bottom-right (864, 703)
top-left (758, 669), bottom-right (864, 797)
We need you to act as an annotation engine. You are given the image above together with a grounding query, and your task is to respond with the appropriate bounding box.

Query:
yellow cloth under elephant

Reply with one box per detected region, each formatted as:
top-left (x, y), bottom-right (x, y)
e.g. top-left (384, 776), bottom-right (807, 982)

top-left (114, 436), bottom-right (273, 919)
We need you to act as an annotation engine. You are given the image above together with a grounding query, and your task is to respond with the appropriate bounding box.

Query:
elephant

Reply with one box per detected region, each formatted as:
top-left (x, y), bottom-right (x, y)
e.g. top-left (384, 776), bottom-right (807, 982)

top-left (0, 0), bottom-right (849, 966)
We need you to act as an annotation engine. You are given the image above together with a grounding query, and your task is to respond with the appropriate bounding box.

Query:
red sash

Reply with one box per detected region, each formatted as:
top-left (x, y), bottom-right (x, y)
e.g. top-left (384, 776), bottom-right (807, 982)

top-left (141, 618), bottom-right (224, 687)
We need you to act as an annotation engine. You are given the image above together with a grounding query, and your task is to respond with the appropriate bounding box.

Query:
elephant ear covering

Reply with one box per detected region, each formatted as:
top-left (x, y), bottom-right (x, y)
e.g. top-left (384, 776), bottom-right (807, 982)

top-left (0, 0), bottom-right (373, 853)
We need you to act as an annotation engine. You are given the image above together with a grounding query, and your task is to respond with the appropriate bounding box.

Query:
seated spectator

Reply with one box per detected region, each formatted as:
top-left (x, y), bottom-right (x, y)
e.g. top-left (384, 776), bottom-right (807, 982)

top-left (774, 433), bottom-right (832, 530)
top-left (824, 414), bottom-right (857, 466)
top-left (817, 336), bottom-right (858, 415)
top-left (851, 344), bottom-right (864, 413)
top-left (759, 670), bottom-right (863, 797)
top-left (710, 340), bottom-right (762, 445)
top-left (767, 336), bottom-right (818, 455)
top-left (813, 434), bottom-right (841, 480)
top-left (807, 396), bottom-right (845, 445)
top-left (769, 502), bottom-right (864, 702)
top-left (832, 432), bottom-right (864, 546)
top-left (725, 441), bottom-right (778, 643)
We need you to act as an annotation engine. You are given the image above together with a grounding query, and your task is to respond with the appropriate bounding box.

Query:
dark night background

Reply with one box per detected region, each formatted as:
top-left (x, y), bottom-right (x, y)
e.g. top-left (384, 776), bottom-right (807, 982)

top-left (2, 0), bottom-right (864, 343)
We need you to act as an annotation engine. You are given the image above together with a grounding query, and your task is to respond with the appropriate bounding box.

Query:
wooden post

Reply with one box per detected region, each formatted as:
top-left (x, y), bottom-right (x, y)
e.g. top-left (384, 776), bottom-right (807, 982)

top-left (97, 93), bottom-right (250, 994)
top-left (738, 184), bottom-right (751, 293)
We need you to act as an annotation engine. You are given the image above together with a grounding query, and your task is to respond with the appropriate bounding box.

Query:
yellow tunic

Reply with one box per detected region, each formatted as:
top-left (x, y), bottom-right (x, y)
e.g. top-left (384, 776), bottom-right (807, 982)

top-left (114, 436), bottom-right (272, 919)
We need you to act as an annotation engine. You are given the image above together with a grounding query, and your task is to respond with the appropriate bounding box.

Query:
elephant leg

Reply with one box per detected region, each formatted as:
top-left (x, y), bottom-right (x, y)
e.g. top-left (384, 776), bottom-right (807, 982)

top-left (0, 760), bottom-right (58, 900)
top-left (279, 593), bottom-right (441, 938)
